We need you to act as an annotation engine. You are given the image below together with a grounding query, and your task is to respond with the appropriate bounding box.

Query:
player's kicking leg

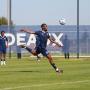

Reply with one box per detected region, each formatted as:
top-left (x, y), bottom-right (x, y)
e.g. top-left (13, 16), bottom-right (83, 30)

top-left (19, 45), bottom-right (41, 61)
top-left (46, 53), bottom-right (63, 74)
top-left (19, 45), bottom-right (38, 56)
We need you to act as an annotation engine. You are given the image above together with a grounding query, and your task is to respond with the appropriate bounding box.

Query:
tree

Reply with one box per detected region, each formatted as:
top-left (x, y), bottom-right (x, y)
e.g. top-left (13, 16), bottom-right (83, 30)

top-left (0, 17), bottom-right (13, 25)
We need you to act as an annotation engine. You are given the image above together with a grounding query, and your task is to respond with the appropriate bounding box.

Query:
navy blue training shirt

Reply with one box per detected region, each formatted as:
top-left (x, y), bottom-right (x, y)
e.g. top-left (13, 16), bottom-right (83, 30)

top-left (0, 36), bottom-right (8, 48)
top-left (35, 31), bottom-right (50, 49)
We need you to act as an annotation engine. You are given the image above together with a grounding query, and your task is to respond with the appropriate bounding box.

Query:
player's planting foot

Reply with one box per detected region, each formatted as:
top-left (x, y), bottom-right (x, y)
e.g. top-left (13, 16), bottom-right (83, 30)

top-left (56, 68), bottom-right (63, 74)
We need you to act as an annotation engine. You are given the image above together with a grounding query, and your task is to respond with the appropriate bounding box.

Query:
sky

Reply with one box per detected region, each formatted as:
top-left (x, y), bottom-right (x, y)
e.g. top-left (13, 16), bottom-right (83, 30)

top-left (0, 0), bottom-right (90, 25)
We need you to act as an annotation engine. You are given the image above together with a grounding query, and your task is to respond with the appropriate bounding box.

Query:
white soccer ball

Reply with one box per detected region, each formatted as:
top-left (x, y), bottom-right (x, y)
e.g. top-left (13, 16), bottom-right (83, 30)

top-left (59, 18), bottom-right (66, 25)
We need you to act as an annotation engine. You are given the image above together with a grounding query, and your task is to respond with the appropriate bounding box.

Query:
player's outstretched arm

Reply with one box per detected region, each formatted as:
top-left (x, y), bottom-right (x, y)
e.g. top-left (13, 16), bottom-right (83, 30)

top-left (49, 37), bottom-right (61, 47)
top-left (20, 29), bottom-right (36, 34)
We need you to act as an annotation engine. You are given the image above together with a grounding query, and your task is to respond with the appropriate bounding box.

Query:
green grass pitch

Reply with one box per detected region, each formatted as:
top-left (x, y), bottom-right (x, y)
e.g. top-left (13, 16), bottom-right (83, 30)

top-left (0, 57), bottom-right (90, 90)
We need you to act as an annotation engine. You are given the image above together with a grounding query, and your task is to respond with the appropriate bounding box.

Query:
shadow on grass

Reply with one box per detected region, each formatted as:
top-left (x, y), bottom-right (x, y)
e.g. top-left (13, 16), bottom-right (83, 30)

top-left (0, 70), bottom-right (41, 73)
top-left (19, 70), bottom-right (40, 73)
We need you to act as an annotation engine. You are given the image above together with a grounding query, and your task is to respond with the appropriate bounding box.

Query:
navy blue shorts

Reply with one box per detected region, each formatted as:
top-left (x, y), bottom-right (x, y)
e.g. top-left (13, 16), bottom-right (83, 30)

top-left (35, 47), bottom-right (49, 56)
top-left (0, 47), bottom-right (6, 54)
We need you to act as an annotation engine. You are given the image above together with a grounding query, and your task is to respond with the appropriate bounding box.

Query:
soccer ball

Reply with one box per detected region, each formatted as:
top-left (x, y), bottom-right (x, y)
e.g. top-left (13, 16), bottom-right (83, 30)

top-left (59, 18), bottom-right (66, 25)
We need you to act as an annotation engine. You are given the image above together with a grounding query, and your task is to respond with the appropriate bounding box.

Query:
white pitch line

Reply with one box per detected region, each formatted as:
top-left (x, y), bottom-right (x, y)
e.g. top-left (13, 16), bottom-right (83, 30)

top-left (0, 80), bottom-right (90, 90)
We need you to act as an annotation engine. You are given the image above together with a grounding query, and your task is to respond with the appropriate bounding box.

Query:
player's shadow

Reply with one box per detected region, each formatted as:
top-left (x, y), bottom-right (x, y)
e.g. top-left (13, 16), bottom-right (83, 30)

top-left (18, 70), bottom-right (40, 73)
top-left (2, 70), bottom-right (41, 73)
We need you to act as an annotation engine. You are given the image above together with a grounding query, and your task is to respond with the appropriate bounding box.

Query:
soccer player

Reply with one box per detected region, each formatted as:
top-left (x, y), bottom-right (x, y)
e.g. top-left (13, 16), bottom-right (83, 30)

top-left (20, 23), bottom-right (63, 73)
top-left (0, 31), bottom-right (8, 65)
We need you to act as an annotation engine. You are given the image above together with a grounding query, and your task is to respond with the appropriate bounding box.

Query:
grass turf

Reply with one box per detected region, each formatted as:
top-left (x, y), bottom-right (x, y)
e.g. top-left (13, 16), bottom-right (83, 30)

top-left (0, 57), bottom-right (90, 90)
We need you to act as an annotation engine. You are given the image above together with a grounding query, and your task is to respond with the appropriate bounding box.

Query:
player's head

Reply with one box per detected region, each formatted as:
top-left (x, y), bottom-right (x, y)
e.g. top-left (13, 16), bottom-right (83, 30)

top-left (1, 31), bottom-right (5, 36)
top-left (41, 23), bottom-right (48, 31)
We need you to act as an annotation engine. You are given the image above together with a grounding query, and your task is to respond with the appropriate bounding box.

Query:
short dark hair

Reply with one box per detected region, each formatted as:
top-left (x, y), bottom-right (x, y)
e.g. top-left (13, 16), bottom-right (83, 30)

top-left (1, 31), bottom-right (5, 34)
top-left (41, 23), bottom-right (47, 28)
